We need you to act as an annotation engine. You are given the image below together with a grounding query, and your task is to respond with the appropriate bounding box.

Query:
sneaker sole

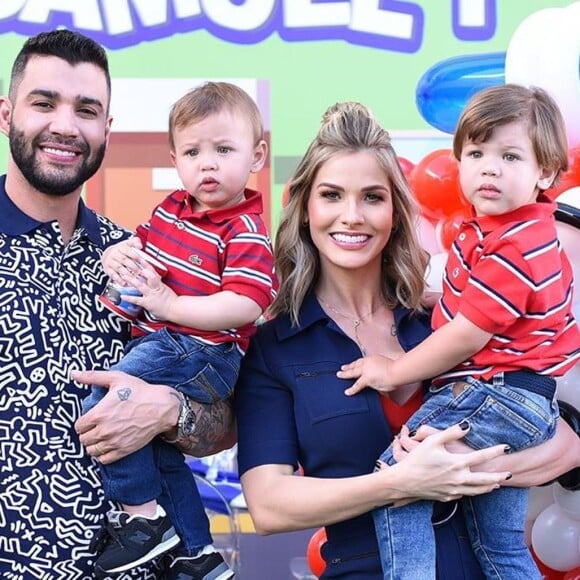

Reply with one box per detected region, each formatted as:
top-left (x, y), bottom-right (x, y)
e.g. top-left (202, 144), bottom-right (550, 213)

top-left (100, 534), bottom-right (181, 574)
top-left (200, 565), bottom-right (235, 580)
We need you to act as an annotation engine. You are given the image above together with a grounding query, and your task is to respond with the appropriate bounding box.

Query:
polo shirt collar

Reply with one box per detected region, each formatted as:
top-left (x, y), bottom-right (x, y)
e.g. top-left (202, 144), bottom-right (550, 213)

top-left (177, 187), bottom-right (264, 222)
top-left (466, 193), bottom-right (556, 234)
top-left (0, 174), bottom-right (103, 244)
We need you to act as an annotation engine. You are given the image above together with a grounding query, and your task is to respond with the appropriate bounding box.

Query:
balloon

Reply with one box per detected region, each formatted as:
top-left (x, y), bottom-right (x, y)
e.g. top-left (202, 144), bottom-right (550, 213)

top-left (505, 2), bottom-right (580, 148)
top-left (397, 156), bottom-right (415, 180)
top-left (532, 504), bottom-right (580, 571)
top-left (436, 209), bottom-right (470, 251)
top-left (306, 527), bottom-right (327, 578)
top-left (554, 484), bottom-right (580, 520)
top-left (556, 364), bottom-right (580, 413)
top-left (531, 547), bottom-right (566, 579)
top-left (425, 252), bottom-right (447, 294)
top-left (550, 149), bottom-right (580, 199)
top-left (417, 215), bottom-right (440, 255)
top-left (563, 566), bottom-right (580, 580)
top-left (415, 52), bottom-right (506, 134)
top-left (409, 149), bottom-right (467, 221)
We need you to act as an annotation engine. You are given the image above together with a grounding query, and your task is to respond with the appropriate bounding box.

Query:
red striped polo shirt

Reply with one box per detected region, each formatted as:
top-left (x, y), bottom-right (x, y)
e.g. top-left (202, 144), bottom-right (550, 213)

top-left (432, 195), bottom-right (580, 381)
top-left (133, 188), bottom-right (277, 352)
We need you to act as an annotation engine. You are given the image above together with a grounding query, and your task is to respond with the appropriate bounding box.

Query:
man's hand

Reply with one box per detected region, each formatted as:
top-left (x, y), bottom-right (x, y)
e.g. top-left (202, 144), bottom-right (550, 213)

top-left (338, 354), bottom-right (396, 395)
top-left (73, 369), bottom-right (236, 463)
top-left (73, 370), bottom-right (177, 464)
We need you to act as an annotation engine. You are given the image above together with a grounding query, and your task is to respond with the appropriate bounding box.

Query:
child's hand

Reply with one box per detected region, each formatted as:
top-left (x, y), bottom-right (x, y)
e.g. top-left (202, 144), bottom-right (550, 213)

top-left (102, 237), bottom-right (143, 284)
top-left (338, 354), bottom-right (396, 396)
top-left (121, 264), bottom-right (177, 322)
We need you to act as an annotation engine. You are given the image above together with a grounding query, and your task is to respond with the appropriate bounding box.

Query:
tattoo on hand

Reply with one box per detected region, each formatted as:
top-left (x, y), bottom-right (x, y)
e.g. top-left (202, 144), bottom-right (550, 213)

top-left (117, 388), bottom-right (131, 401)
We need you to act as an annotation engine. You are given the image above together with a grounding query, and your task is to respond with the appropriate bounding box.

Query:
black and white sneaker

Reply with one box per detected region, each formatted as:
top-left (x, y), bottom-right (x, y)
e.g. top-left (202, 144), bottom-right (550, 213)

top-left (91, 506), bottom-right (181, 577)
top-left (166, 552), bottom-right (234, 580)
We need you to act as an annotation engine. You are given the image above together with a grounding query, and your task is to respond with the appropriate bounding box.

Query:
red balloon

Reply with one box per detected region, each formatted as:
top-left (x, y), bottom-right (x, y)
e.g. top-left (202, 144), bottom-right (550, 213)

top-left (563, 567), bottom-right (580, 580)
top-left (409, 149), bottom-right (468, 220)
top-left (306, 527), bottom-right (327, 578)
top-left (437, 209), bottom-right (471, 250)
top-left (530, 547), bottom-right (566, 580)
top-left (549, 146), bottom-right (580, 199)
top-left (397, 156), bottom-right (415, 180)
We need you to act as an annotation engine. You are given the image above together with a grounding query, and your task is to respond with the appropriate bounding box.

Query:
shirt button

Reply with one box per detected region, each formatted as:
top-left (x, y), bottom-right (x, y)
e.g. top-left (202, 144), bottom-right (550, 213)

top-left (175, 221), bottom-right (185, 230)
top-left (459, 233), bottom-right (466, 241)
top-left (453, 268), bottom-right (460, 278)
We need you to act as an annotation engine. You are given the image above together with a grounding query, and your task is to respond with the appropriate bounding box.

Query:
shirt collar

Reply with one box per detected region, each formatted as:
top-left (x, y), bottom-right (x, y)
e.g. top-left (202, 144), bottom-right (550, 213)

top-left (274, 292), bottom-right (430, 350)
top-left (466, 193), bottom-right (556, 234)
top-left (176, 188), bottom-right (264, 222)
top-left (0, 174), bottom-right (103, 244)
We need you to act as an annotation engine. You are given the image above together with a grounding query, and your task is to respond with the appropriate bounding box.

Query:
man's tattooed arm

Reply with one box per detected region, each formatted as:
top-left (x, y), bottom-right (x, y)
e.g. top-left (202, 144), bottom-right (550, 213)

top-left (166, 394), bottom-right (237, 457)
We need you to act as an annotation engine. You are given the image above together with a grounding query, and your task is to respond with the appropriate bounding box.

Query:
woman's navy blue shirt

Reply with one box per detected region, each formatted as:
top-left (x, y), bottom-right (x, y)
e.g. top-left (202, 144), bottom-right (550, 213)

top-left (236, 293), bottom-right (484, 579)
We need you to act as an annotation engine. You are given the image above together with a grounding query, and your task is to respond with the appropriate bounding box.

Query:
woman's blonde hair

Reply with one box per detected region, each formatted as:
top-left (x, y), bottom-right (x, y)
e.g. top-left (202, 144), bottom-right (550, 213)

top-left (270, 102), bottom-right (429, 325)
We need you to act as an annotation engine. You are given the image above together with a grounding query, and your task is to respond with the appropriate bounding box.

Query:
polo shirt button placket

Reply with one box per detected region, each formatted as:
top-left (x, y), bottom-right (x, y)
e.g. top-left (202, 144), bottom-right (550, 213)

top-left (175, 220), bottom-right (185, 230)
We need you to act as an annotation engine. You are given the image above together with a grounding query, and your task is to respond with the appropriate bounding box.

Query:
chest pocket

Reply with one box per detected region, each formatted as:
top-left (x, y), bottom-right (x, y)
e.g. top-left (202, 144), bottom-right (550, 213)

top-left (294, 361), bottom-right (370, 424)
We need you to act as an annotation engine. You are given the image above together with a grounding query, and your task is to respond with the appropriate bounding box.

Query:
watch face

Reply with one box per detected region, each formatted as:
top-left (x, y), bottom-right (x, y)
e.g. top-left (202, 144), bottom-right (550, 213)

top-left (182, 410), bottom-right (196, 435)
top-left (178, 401), bottom-right (196, 437)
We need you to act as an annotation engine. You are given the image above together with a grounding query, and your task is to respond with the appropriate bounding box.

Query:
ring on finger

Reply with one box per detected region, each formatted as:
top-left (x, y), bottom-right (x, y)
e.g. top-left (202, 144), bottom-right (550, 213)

top-left (94, 443), bottom-right (104, 456)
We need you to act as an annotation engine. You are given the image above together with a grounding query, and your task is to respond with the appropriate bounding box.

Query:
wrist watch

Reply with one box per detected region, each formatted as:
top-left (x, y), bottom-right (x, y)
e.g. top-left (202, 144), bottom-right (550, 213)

top-left (176, 392), bottom-right (197, 439)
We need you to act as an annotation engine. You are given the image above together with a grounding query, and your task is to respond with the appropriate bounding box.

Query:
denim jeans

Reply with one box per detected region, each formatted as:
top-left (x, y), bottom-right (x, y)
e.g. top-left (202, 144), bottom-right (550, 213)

top-left (374, 374), bottom-right (558, 580)
top-left (82, 328), bottom-right (242, 554)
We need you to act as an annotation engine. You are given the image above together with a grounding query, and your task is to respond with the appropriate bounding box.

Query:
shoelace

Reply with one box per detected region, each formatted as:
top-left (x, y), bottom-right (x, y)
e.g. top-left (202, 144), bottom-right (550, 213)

top-left (88, 519), bottom-right (123, 554)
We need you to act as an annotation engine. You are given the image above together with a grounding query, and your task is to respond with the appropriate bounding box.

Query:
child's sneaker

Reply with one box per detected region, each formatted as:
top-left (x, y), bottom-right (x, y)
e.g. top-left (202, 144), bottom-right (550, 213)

top-left (166, 552), bottom-right (234, 580)
top-left (91, 506), bottom-right (180, 577)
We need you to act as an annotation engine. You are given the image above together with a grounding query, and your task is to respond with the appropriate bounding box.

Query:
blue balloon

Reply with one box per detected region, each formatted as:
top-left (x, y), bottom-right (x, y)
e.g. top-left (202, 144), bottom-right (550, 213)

top-left (416, 52), bottom-right (506, 134)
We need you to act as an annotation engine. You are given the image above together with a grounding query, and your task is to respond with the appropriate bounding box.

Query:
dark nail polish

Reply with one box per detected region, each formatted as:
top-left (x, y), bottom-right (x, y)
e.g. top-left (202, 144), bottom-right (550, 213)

top-left (408, 430), bottom-right (417, 438)
top-left (505, 473), bottom-right (513, 480)
top-left (459, 420), bottom-right (470, 431)
top-left (504, 445), bottom-right (511, 453)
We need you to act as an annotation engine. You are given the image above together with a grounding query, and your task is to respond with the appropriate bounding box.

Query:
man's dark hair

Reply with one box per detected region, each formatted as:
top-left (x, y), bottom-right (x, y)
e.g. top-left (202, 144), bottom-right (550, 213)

top-left (9, 29), bottom-right (110, 102)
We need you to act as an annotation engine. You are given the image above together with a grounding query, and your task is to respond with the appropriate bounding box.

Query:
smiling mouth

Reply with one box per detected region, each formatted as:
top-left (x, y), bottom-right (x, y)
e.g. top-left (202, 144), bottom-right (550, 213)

top-left (331, 233), bottom-right (369, 244)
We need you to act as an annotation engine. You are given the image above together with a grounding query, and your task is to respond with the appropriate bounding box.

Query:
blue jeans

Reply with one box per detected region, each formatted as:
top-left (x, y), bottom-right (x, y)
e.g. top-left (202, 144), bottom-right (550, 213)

top-left (374, 374), bottom-right (558, 580)
top-left (82, 328), bottom-right (241, 554)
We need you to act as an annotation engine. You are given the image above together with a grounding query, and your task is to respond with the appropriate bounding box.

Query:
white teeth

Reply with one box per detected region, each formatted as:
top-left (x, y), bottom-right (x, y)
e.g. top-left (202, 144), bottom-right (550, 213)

top-left (332, 233), bottom-right (368, 243)
top-left (43, 147), bottom-right (75, 157)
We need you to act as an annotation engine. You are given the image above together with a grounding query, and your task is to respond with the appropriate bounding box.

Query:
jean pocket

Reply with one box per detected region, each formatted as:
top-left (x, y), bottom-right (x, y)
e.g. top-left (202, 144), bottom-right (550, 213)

top-left (189, 362), bottom-right (235, 403)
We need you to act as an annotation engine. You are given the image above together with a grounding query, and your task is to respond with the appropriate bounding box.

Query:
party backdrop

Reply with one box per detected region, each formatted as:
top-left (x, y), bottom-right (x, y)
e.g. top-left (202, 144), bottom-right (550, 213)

top-left (0, 0), bottom-right (575, 230)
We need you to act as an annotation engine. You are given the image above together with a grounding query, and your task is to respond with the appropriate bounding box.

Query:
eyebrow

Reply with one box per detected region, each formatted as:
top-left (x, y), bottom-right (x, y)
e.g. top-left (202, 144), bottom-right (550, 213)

top-left (316, 181), bottom-right (390, 192)
top-left (27, 89), bottom-right (105, 111)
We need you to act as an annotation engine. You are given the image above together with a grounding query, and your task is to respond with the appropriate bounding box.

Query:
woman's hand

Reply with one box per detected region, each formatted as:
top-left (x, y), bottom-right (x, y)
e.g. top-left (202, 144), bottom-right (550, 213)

top-left (385, 422), bottom-right (511, 504)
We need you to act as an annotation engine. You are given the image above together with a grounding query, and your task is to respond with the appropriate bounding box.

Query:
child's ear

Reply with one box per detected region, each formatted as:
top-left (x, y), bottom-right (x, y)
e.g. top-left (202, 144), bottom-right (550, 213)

top-left (251, 140), bottom-right (268, 173)
top-left (537, 168), bottom-right (558, 190)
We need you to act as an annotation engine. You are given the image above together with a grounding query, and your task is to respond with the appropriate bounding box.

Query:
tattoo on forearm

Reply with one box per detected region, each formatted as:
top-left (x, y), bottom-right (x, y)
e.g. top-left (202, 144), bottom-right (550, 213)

top-left (117, 388), bottom-right (131, 401)
top-left (174, 398), bottom-right (235, 457)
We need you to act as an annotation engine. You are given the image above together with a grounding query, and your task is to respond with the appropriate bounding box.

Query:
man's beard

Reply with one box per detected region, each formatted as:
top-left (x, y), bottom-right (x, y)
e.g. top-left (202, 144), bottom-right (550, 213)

top-left (9, 126), bottom-right (106, 196)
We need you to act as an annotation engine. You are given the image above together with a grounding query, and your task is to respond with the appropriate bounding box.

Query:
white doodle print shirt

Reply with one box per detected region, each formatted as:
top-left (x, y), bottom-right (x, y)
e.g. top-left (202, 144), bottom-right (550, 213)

top-left (0, 176), bottom-right (161, 579)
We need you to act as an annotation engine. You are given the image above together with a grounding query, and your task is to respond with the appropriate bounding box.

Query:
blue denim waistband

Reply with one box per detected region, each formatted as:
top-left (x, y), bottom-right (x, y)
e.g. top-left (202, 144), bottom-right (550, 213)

top-left (494, 371), bottom-right (556, 400)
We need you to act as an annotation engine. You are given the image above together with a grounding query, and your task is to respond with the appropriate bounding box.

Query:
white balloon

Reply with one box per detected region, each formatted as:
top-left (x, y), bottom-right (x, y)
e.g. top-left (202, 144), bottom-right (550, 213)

top-left (556, 363), bottom-right (580, 411)
top-left (531, 504), bottom-right (580, 571)
top-left (554, 484), bottom-right (580, 520)
top-left (556, 187), bottom-right (580, 210)
top-left (425, 252), bottom-right (447, 294)
top-left (505, 1), bottom-right (580, 147)
top-left (529, 485), bottom-right (559, 521)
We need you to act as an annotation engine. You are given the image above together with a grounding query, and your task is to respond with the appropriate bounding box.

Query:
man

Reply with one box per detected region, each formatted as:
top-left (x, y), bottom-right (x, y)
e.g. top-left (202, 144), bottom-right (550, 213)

top-left (0, 30), bottom-right (234, 579)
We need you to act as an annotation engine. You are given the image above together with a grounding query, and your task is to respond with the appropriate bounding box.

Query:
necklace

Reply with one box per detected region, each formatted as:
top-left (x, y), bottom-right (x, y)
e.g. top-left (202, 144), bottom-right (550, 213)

top-left (317, 296), bottom-right (396, 355)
